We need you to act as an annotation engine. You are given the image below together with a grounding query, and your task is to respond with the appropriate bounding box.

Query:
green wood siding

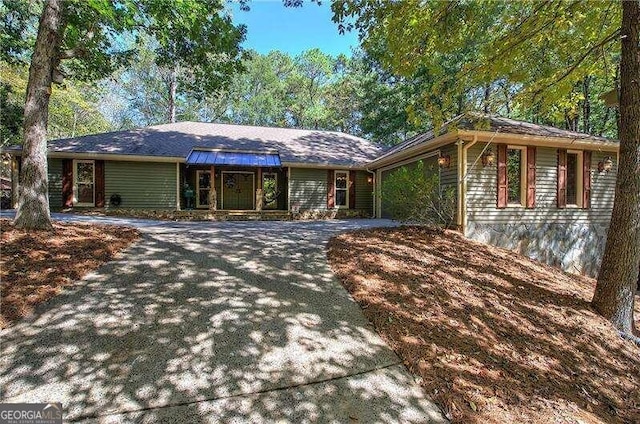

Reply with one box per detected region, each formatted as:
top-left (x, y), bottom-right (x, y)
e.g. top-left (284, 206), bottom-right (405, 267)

top-left (440, 142), bottom-right (458, 195)
top-left (289, 167), bottom-right (328, 210)
top-left (465, 144), bottom-right (616, 224)
top-left (354, 170), bottom-right (374, 214)
top-left (105, 161), bottom-right (177, 209)
top-left (48, 158), bottom-right (63, 209)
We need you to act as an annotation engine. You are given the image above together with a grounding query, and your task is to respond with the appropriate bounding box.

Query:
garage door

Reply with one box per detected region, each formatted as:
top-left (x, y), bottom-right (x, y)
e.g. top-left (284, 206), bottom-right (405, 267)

top-left (380, 156), bottom-right (439, 219)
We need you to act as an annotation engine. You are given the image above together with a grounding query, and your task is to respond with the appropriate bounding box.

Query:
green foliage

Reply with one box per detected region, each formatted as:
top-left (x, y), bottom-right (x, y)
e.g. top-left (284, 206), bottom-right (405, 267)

top-left (2, 0), bottom-right (245, 97)
top-left (139, 0), bottom-right (246, 99)
top-left (0, 0), bottom-right (39, 64)
top-left (332, 0), bottom-right (621, 138)
top-left (0, 62), bottom-right (111, 144)
top-left (381, 161), bottom-right (456, 228)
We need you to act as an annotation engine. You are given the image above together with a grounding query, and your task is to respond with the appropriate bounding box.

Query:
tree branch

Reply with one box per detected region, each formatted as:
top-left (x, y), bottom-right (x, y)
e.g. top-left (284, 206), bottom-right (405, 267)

top-left (541, 29), bottom-right (621, 92)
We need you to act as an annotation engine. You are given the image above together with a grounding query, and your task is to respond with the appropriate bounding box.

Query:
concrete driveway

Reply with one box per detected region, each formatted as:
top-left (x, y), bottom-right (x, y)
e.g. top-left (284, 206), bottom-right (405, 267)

top-left (0, 214), bottom-right (446, 423)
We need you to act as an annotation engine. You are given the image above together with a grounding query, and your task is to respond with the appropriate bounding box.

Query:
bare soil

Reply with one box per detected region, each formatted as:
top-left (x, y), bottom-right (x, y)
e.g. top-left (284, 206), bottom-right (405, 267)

top-left (327, 226), bottom-right (640, 424)
top-left (0, 219), bottom-right (139, 328)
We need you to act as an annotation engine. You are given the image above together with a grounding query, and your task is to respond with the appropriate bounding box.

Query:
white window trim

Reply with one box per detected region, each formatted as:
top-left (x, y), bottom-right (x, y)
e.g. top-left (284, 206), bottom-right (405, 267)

top-left (566, 150), bottom-right (584, 208)
top-left (195, 170), bottom-right (211, 209)
top-left (506, 145), bottom-right (527, 208)
top-left (334, 170), bottom-right (349, 209)
top-left (73, 159), bottom-right (95, 207)
top-left (262, 172), bottom-right (278, 209)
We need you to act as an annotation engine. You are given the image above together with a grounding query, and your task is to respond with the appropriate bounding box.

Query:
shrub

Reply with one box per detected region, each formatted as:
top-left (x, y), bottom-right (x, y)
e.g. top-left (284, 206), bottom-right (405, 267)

top-left (381, 160), bottom-right (456, 228)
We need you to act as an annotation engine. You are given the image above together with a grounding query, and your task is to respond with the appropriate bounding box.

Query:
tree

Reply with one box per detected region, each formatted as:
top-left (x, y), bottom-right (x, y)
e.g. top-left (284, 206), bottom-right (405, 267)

top-left (381, 160), bottom-right (455, 227)
top-left (1, 62), bottom-right (111, 142)
top-left (333, 0), bottom-right (638, 337)
top-left (592, 0), bottom-right (640, 340)
top-left (10, 0), bottom-right (245, 230)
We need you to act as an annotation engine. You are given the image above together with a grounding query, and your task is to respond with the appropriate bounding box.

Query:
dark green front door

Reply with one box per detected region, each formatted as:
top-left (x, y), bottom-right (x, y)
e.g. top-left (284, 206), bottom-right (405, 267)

top-left (222, 172), bottom-right (254, 210)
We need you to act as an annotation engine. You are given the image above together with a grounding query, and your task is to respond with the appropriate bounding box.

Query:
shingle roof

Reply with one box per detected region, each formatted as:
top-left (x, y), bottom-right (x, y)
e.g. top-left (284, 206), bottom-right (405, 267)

top-left (374, 113), bottom-right (617, 163)
top-left (36, 122), bottom-right (385, 167)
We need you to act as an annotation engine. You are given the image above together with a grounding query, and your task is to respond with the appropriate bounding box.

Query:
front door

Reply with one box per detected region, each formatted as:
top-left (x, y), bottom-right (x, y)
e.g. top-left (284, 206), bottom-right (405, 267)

top-left (222, 172), bottom-right (254, 210)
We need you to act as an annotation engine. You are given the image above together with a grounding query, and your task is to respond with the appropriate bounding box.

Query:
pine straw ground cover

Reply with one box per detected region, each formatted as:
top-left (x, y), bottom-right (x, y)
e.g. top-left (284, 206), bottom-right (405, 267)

top-left (0, 219), bottom-right (139, 328)
top-left (327, 226), bottom-right (640, 424)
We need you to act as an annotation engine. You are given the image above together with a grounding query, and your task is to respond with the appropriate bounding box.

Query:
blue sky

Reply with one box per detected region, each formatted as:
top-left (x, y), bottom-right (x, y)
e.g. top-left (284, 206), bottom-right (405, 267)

top-left (230, 1), bottom-right (359, 57)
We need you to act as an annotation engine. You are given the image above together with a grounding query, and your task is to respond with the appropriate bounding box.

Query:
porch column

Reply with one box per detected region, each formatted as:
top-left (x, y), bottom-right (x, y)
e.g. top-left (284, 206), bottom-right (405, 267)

top-left (256, 167), bottom-right (263, 211)
top-left (11, 156), bottom-right (20, 209)
top-left (209, 165), bottom-right (217, 211)
top-left (175, 162), bottom-right (181, 210)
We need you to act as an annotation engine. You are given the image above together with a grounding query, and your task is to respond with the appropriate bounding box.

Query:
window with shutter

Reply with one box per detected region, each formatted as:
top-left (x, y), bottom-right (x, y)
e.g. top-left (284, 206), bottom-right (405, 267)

top-left (497, 144), bottom-right (508, 208)
top-left (526, 146), bottom-right (536, 208)
top-left (583, 151), bottom-right (591, 209)
top-left (497, 144), bottom-right (527, 208)
top-left (557, 149), bottom-right (567, 208)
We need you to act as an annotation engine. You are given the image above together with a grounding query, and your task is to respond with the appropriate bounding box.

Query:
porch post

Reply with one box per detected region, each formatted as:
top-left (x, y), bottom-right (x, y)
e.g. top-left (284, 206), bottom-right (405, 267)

top-left (209, 165), bottom-right (217, 211)
top-left (256, 167), bottom-right (263, 211)
top-left (11, 156), bottom-right (20, 209)
top-left (175, 162), bottom-right (181, 211)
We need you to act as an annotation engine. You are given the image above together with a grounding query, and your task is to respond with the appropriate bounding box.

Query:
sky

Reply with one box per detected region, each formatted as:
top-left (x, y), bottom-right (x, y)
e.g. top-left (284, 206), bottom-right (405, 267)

top-left (229, 1), bottom-right (359, 57)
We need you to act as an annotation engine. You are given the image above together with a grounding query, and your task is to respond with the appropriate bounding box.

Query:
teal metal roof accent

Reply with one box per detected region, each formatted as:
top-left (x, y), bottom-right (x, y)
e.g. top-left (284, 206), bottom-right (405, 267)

top-left (186, 150), bottom-right (282, 167)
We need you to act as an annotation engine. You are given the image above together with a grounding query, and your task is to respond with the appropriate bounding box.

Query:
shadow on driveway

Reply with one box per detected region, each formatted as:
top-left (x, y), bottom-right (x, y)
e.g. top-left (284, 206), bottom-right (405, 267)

top-left (0, 216), bottom-right (446, 423)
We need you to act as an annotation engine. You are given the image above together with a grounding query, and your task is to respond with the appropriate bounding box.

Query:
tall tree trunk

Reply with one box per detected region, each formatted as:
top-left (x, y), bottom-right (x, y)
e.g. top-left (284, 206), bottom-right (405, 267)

top-left (14, 0), bottom-right (64, 230)
top-left (168, 65), bottom-right (177, 123)
top-left (582, 76), bottom-right (591, 134)
top-left (592, 0), bottom-right (640, 338)
top-left (483, 84), bottom-right (490, 114)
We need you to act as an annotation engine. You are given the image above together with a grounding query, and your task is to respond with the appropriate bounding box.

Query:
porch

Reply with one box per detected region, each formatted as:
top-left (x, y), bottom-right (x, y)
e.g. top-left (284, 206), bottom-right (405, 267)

top-left (180, 149), bottom-right (288, 212)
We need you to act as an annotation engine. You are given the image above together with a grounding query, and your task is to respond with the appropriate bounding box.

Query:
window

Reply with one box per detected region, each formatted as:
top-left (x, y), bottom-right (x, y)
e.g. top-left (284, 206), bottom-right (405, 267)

top-left (566, 152), bottom-right (582, 206)
top-left (557, 149), bottom-right (589, 209)
top-left (506, 146), bottom-right (526, 206)
top-left (74, 160), bottom-right (95, 206)
top-left (335, 171), bottom-right (348, 207)
top-left (196, 170), bottom-right (211, 208)
top-left (262, 172), bottom-right (278, 209)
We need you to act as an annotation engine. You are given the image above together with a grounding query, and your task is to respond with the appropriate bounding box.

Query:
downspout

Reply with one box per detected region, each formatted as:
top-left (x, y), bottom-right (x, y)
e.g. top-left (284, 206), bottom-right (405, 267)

top-left (456, 139), bottom-right (464, 230)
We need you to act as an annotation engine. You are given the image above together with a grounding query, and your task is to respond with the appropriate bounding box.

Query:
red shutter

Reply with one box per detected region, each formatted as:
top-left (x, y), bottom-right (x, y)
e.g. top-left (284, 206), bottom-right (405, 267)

top-left (557, 149), bottom-right (567, 208)
top-left (62, 159), bottom-right (74, 208)
top-left (349, 170), bottom-right (356, 209)
top-left (583, 151), bottom-right (591, 209)
top-left (526, 146), bottom-right (536, 208)
top-left (95, 160), bottom-right (105, 207)
top-left (327, 170), bottom-right (335, 208)
top-left (496, 144), bottom-right (508, 208)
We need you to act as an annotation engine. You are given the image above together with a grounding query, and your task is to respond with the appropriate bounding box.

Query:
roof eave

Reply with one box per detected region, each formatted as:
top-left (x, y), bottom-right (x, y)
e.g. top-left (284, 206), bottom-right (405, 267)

top-left (368, 132), bottom-right (459, 169)
top-left (458, 130), bottom-right (619, 151)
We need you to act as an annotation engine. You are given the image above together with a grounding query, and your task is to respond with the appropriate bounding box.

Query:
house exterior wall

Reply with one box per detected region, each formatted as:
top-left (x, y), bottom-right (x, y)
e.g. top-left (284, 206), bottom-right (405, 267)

top-left (440, 142), bottom-right (458, 196)
top-left (105, 161), bottom-right (177, 209)
top-left (289, 167), bottom-right (329, 211)
top-left (464, 143), bottom-right (617, 276)
top-left (48, 158), bottom-right (63, 209)
top-left (354, 170), bottom-right (374, 214)
top-left (288, 167), bottom-right (373, 215)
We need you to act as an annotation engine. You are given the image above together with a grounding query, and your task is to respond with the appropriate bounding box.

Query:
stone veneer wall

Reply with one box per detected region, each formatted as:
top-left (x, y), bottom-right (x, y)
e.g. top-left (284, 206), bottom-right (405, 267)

top-left (466, 221), bottom-right (610, 277)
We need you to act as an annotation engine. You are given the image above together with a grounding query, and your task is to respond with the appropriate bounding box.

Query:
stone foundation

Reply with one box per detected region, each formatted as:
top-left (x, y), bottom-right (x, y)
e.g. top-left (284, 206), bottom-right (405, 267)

top-left (60, 208), bottom-right (372, 221)
top-left (293, 208), bottom-right (372, 220)
top-left (466, 221), bottom-right (610, 277)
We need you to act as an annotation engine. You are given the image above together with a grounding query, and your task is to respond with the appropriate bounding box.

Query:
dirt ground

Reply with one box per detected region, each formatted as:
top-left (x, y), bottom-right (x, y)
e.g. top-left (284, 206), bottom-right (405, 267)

top-left (327, 226), bottom-right (640, 424)
top-left (0, 219), bottom-right (139, 328)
